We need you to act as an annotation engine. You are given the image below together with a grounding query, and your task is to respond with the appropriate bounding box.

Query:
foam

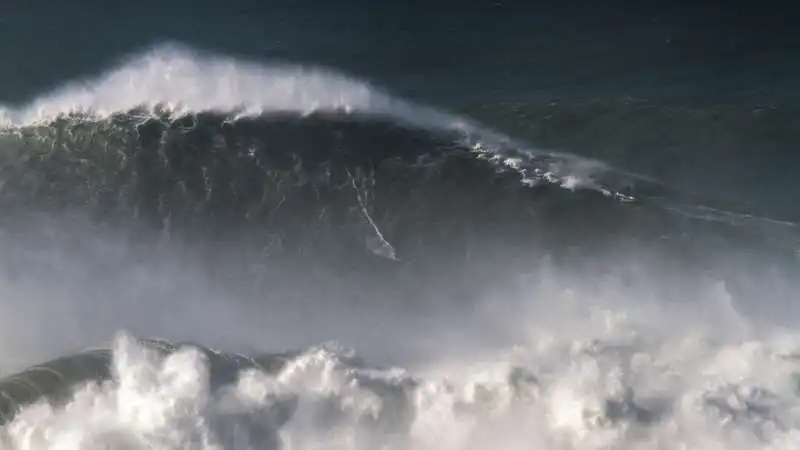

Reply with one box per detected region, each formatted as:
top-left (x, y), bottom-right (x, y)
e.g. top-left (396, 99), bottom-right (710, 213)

top-left (0, 43), bottom-right (460, 132)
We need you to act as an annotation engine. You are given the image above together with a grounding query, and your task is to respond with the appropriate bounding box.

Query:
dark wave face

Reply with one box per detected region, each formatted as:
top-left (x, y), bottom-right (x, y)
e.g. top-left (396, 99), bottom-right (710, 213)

top-left (0, 109), bottom-right (641, 251)
top-left (0, 109), bottom-right (790, 292)
top-left (1, 45), bottom-right (799, 449)
top-left (0, 106), bottom-right (797, 335)
top-left (0, 110), bottom-right (792, 266)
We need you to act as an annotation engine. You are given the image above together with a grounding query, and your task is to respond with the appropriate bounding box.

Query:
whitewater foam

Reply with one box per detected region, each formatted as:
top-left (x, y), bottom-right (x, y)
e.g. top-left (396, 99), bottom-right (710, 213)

top-left (0, 43), bottom-right (459, 131)
top-left (4, 297), bottom-right (800, 450)
top-left (0, 224), bottom-right (799, 450)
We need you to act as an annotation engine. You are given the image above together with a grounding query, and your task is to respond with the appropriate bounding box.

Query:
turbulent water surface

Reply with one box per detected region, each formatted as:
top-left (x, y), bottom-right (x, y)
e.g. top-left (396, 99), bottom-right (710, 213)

top-left (0, 42), bottom-right (799, 450)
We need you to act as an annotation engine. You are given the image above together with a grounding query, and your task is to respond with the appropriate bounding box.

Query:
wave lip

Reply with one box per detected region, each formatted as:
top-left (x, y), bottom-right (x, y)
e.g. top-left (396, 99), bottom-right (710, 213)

top-left (0, 43), bottom-right (463, 132)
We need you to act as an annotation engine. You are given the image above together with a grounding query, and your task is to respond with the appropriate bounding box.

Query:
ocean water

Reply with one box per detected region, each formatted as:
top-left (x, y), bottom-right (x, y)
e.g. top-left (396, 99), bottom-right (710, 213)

top-left (0, 3), bottom-right (799, 449)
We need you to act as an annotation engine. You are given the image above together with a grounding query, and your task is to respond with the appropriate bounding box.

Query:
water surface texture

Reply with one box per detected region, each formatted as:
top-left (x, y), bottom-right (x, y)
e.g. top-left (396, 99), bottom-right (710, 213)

top-left (0, 2), bottom-right (799, 449)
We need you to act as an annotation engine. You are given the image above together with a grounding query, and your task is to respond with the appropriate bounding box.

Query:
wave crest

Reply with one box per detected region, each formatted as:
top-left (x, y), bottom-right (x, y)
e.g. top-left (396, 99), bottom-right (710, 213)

top-left (0, 43), bottom-right (462, 132)
top-left (0, 43), bottom-right (635, 199)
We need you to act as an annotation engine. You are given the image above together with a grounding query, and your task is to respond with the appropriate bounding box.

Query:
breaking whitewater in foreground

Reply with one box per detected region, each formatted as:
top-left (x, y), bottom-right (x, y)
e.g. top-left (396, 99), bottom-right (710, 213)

top-left (4, 327), bottom-right (800, 450)
top-left (1, 45), bottom-right (800, 449)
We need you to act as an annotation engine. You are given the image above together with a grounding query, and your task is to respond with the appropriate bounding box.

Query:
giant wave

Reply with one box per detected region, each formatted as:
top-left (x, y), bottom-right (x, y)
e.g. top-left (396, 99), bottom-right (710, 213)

top-left (1, 44), bottom-right (800, 450)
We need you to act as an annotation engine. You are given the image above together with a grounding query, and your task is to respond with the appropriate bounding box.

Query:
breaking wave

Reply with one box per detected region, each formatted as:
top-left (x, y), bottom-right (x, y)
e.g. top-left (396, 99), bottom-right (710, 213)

top-left (1, 44), bottom-right (799, 449)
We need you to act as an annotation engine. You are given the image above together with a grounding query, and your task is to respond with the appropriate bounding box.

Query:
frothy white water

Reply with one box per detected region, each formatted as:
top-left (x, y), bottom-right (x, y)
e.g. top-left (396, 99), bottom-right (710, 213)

top-left (3, 303), bottom-right (800, 450)
top-left (0, 42), bottom-right (458, 131)
top-left (1, 229), bottom-right (799, 450)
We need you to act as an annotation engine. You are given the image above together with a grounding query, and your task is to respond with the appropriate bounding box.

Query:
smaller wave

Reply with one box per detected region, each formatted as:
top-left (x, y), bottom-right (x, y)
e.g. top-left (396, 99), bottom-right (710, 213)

top-left (0, 335), bottom-right (298, 427)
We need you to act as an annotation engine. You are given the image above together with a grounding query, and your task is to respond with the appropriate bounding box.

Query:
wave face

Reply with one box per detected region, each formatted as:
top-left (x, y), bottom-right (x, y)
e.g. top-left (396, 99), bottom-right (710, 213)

top-left (1, 45), bottom-right (800, 449)
top-left (462, 100), bottom-right (800, 222)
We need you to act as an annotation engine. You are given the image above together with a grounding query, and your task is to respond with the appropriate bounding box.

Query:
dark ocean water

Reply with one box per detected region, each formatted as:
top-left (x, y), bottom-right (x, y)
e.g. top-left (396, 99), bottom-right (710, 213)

top-left (0, 2), bottom-right (799, 449)
top-left (2, 2), bottom-right (797, 102)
